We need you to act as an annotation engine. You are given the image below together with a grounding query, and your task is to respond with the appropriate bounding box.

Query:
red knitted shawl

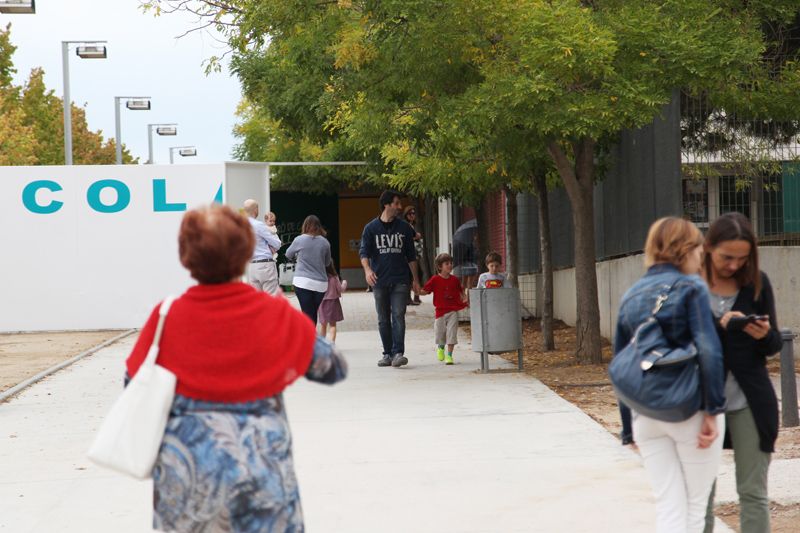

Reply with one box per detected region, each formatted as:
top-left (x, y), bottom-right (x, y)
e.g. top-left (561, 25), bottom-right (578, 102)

top-left (126, 282), bottom-right (316, 402)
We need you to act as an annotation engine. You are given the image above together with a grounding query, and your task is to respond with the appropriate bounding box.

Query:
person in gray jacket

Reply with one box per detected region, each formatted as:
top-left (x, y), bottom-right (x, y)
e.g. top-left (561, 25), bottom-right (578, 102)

top-left (285, 215), bottom-right (332, 325)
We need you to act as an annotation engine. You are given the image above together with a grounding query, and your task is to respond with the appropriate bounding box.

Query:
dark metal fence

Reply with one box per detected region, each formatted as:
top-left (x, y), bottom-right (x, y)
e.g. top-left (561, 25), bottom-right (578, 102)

top-left (680, 91), bottom-right (800, 245)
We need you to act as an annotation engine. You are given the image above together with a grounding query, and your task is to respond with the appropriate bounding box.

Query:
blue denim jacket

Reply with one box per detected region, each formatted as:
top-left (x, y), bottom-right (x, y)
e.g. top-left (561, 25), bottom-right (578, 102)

top-left (615, 263), bottom-right (726, 443)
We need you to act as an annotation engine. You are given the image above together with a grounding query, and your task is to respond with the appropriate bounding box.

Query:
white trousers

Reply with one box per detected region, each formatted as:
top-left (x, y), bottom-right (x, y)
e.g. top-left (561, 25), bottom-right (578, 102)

top-left (633, 411), bottom-right (724, 533)
top-left (247, 261), bottom-right (279, 295)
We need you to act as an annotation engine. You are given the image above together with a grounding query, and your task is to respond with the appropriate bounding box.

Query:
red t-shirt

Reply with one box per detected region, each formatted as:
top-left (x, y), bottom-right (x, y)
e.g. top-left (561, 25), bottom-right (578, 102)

top-left (423, 274), bottom-right (467, 318)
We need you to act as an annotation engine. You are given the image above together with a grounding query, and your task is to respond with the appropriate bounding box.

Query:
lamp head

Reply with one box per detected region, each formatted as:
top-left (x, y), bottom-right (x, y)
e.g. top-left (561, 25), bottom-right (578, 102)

top-left (76, 45), bottom-right (107, 59)
top-left (156, 126), bottom-right (177, 136)
top-left (0, 1), bottom-right (36, 14)
top-left (125, 99), bottom-right (151, 111)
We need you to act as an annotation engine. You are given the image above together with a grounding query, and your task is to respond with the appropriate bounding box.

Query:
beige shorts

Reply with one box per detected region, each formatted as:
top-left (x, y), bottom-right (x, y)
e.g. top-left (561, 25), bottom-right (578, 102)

top-left (434, 311), bottom-right (459, 345)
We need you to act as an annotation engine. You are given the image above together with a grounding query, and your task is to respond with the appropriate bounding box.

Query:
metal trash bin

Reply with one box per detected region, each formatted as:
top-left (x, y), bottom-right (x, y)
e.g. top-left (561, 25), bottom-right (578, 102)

top-left (279, 262), bottom-right (295, 292)
top-left (469, 288), bottom-right (524, 373)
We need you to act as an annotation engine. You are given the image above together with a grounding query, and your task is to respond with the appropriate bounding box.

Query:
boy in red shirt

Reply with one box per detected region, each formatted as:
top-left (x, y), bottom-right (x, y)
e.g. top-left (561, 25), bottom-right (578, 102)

top-left (420, 253), bottom-right (468, 364)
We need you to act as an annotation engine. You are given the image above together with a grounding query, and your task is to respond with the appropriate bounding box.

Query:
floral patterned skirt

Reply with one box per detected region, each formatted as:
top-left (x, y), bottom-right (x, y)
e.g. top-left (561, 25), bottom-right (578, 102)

top-left (153, 395), bottom-right (304, 532)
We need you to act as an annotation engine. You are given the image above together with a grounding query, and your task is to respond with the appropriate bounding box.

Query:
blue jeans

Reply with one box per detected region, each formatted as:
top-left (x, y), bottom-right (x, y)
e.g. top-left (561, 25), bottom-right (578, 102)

top-left (294, 286), bottom-right (325, 325)
top-left (372, 283), bottom-right (409, 356)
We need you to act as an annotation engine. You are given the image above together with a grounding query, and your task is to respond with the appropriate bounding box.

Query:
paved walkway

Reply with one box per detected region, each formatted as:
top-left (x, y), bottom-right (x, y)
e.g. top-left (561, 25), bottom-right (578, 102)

top-left (0, 292), bottom-right (738, 532)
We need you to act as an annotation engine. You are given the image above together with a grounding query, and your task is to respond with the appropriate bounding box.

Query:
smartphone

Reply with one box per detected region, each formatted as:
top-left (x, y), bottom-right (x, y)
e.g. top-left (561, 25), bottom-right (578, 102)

top-left (726, 314), bottom-right (768, 331)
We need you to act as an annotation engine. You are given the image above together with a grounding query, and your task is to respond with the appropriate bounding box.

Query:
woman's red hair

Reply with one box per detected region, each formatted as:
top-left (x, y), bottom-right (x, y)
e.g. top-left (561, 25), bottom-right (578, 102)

top-left (179, 205), bottom-right (255, 284)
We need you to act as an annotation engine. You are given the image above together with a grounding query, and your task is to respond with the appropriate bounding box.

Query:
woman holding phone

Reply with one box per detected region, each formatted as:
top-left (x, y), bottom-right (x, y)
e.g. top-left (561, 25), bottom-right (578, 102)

top-left (702, 212), bottom-right (782, 533)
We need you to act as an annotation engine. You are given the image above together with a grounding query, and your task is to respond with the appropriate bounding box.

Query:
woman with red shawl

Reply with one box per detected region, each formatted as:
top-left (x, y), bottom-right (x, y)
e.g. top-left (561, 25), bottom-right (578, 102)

top-left (126, 205), bottom-right (347, 532)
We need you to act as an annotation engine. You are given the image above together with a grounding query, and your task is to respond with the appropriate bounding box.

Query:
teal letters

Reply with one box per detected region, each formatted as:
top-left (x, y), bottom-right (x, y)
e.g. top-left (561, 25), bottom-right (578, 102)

top-left (22, 178), bottom-right (218, 213)
top-left (153, 179), bottom-right (187, 212)
top-left (87, 179), bottom-right (131, 213)
top-left (22, 180), bottom-right (64, 214)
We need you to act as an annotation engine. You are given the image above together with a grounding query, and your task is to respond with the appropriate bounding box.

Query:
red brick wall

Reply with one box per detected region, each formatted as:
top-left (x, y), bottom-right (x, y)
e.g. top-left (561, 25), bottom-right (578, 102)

top-left (486, 190), bottom-right (507, 269)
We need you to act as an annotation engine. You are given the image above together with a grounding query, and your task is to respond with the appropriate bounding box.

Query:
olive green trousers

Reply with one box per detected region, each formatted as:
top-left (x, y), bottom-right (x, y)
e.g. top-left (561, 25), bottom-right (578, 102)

top-left (704, 407), bottom-right (771, 533)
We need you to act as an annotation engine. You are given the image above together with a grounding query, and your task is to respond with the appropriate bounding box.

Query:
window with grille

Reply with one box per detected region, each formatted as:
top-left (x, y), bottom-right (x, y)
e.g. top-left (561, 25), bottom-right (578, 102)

top-left (682, 178), bottom-right (708, 224)
top-left (761, 174), bottom-right (784, 236)
top-left (719, 176), bottom-right (751, 219)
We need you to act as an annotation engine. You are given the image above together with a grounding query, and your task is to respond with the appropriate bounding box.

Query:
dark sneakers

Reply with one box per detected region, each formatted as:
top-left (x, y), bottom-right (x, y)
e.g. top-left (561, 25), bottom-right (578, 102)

top-left (378, 354), bottom-right (409, 367)
top-left (391, 353), bottom-right (408, 367)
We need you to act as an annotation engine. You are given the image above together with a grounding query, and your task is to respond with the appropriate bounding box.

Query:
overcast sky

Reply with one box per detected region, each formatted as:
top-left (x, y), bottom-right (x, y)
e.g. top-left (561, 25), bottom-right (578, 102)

top-left (4, 0), bottom-right (242, 164)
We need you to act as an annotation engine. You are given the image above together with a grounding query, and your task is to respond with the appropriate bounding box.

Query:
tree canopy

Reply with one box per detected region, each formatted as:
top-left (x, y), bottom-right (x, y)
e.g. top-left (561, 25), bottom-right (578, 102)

top-left (144, 0), bottom-right (800, 361)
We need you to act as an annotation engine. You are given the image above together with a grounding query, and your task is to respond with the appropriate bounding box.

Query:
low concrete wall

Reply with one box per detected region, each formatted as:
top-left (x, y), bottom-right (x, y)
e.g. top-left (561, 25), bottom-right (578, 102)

top-left (759, 248), bottom-right (800, 335)
top-left (519, 246), bottom-right (800, 342)
top-left (520, 255), bottom-right (644, 340)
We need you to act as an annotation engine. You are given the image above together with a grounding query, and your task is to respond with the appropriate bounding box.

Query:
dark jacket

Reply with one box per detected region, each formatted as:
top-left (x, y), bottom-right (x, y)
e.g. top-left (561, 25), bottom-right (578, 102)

top-left (716, 272), bottom-right (781, 453)
top-left (615, 264), bottom-right (726, 443)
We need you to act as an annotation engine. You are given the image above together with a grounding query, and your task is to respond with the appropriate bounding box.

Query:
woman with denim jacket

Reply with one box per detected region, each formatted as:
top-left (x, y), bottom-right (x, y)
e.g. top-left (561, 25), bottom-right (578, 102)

top-left (700, 213), bottom-right (781, 533)
top-left (615, 217), bottom-right (726, 533)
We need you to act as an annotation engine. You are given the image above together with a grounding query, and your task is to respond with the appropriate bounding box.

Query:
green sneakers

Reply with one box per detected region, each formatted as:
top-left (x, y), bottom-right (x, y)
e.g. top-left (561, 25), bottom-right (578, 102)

top-left (436, 347), bottom-right (454, 365)
top-left (436, 346), bottom-right (445, 361)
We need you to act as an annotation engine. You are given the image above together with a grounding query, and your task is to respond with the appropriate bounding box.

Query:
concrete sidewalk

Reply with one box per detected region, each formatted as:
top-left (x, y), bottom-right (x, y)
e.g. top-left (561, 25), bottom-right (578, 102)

top-left (0, 292), bottom-right (735, 532)
top-left (289, 328), bottom-right (656, 532)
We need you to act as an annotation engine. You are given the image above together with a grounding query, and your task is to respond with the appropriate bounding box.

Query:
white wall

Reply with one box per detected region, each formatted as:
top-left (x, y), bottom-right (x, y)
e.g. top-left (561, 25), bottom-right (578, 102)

top-left (520, 247), bottom-right (800, 342)
top-left (223, 162), bottom-right (270, 216)
top-left (0, 163), bottom-right (272, 332)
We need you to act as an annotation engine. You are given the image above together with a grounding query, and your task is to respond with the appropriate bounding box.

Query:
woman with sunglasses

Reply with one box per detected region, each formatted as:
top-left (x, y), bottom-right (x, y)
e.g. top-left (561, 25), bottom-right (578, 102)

top-left (404, 205), bottom-right (424, 305)
top-left (701, 212), bottom-right (782, 533)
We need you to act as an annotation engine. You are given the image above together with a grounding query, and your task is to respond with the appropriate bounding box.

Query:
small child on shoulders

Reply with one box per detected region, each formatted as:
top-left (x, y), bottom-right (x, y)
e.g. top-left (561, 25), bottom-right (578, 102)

top-left (476, 251), bottom-right (510, 289)
top-left (420, 253), bottom-right (468, 365)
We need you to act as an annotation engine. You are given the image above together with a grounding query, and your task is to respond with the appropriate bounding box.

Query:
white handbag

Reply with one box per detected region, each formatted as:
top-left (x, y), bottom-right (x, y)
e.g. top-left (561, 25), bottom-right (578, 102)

top-left (87, 295), bottom-right (177, 479)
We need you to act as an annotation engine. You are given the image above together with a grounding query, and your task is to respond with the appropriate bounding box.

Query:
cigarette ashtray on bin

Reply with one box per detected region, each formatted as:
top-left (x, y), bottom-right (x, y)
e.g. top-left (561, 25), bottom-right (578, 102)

top-left (469, 287), bottom-right (524, 373)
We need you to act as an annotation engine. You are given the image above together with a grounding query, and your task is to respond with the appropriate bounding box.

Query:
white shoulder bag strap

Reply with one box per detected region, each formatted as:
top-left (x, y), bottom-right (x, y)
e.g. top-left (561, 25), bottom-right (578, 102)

top-left (142, 295), bottom-right (177, 369)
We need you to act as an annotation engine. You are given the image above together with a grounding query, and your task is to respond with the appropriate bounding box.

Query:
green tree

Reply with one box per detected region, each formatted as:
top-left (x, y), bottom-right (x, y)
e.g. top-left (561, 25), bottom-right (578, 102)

top-left (0, 25), bottom-right (138, 165)
top-left (0, 23), bottom-right (17, 92)
top-left (0, 92), bottom-right (37, 165)
top-left (19, 68), bottom-right (64, 164)
top-left (146, 0), bottom-right (800, 362)
top-left (232, 98), bottom-right (368, 193)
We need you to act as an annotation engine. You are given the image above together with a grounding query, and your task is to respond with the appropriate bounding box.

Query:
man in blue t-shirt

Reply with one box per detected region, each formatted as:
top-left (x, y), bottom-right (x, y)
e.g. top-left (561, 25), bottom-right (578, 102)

top-left (360, 190), bottom-right (420, 367)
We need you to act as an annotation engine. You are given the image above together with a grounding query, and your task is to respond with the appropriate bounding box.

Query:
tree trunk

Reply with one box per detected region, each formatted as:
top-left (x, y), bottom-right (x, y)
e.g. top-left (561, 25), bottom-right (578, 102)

top-left (547, 138), bottom-right (603, 364)
top-left (532, 172), bottom-right (555, 351)
top-left (503, 186), bottom-right (518, 288)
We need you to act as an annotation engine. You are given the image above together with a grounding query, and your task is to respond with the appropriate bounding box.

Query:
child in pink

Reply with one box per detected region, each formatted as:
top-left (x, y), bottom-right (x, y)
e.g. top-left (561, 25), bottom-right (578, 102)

top-left (318, 262), bottom-right (347, 342)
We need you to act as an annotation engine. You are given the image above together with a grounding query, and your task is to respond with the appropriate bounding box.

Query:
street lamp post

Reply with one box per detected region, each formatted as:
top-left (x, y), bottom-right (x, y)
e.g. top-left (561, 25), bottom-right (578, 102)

top-left (146, 124), bottom-right (178, 164)
top-left (62, 41), bottom-right (107, 165)
top-left (169, 146), bottom-right (197, 164)
top-left (114, 97), bottom-right (151, 164)
top-left (0, 1), bottom-right (35, 13)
